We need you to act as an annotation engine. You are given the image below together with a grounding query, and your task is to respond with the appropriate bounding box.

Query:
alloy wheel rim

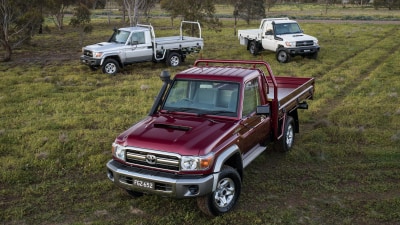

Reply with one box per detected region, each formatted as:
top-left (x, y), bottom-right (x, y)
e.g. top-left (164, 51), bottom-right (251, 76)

top-left (214, 177), bottom-right (235, 208)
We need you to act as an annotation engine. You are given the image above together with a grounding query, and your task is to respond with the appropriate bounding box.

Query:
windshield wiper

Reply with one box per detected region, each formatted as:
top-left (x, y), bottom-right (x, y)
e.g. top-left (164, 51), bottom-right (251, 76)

top-left (163, 107), bottom-right (199, 114)
top-left (199, 110), bottom-right (234, 116)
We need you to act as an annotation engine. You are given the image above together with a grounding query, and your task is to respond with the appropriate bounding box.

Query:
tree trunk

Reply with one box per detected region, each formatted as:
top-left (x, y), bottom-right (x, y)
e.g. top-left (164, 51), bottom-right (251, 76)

top-left (1, 42), bottom-right (12, 62)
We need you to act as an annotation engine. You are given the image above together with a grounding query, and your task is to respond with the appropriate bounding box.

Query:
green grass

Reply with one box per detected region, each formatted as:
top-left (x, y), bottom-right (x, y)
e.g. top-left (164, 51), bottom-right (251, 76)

top-left (1, 5), bottom-right (400, 225)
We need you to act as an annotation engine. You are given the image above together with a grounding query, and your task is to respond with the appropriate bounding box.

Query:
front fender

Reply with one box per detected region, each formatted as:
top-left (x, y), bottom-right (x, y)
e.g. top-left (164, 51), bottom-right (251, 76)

top-left (211, 144), bottom-right (241, 191)
top-left (100, 53), bottom-right (124, 66)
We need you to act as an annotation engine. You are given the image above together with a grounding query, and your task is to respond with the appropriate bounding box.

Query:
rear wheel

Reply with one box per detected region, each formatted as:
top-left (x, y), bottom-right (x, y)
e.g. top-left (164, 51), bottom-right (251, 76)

top-left (166, 52), bottom-right (181, 67)
top-left (197, 165), bottom-right (241, 216)
top-left (102, 58), bottom-right (119, 75)
top-left (274, 116), bottom-right (295, 152)
top-left (249, 41), bottom-right (259, 55)
top-left (276, 47), bottom-right (290, 63)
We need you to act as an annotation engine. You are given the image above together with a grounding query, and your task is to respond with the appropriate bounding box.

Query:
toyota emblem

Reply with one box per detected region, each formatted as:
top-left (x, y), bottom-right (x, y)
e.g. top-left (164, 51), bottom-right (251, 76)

top-left (145, 154), bottom-right (157, 165)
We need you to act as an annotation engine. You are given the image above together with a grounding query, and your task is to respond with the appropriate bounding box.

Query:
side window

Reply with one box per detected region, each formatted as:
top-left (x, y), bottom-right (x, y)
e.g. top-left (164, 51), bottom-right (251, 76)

top-left (242, 78), bottom-right (260, 117)
top-left (266, 23), bottom-right (273, 34)
top-left (131, 32), bottom-right (145, 45)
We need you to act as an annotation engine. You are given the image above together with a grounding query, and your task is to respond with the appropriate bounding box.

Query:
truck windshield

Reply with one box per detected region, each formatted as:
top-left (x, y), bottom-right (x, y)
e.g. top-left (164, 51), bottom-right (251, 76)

top-left (274, 23), bottom-right (302, 35)
top-left (163, 80), bottom-right (240, 117)
top-left (109, 30), bottom-right (130, 44)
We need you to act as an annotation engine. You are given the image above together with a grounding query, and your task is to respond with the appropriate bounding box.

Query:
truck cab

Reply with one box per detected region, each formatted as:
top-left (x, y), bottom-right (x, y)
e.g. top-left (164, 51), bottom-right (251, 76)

top-left (80, 21), bottom-right (204, 75)
top-left (106, 59), bottom-right (314, 216)
top-left (238, 18), bottom-right (320, 63)
top-left (111, 27), bottom-right (153, 63)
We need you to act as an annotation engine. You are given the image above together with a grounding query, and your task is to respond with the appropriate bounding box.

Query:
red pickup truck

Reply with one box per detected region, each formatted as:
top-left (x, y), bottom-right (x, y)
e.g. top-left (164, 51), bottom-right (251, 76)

top-left (106, 59), bottom-right (315, 216)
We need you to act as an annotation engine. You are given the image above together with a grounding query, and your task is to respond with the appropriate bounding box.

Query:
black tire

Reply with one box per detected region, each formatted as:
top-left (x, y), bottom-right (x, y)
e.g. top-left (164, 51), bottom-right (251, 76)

top-left (89, 65), bottom-right (99, 71)
top-left (249, 41), bottom-right (259, 55)
top-left (276, 47), bottom-right (290, 63)
top-left (197, 165), bottom-right (241, 216)
top-left (126, 189), bottom-right (143, 197)
top-left (275, 116), bottom-right (295, 152)
top-left (166, 52), bottom-right (181, 67)
top-left (102, 58), bottom-right (119, 75)
top-left (307, 51), bottom-right (318, 60)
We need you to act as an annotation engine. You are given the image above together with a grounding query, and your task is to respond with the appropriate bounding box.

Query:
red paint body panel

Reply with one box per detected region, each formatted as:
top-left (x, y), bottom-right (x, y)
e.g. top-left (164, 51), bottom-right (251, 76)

top-left (116, 114), bottom-right (239, 156)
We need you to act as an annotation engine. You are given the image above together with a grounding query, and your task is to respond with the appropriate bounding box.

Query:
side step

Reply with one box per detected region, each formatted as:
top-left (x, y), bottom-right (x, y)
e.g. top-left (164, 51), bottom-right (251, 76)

top-left (242, 144), bottom-right (267, 168)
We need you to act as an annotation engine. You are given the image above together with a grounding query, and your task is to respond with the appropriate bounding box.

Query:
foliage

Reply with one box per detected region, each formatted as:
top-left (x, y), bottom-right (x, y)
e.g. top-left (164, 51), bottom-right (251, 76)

top-left (70, 3), bottom-right (93, 46)
top-left (374, 0), bottom-right (400, 10)
top-left (45, 0), bottom-right (77, 30)
top-left (237, 0), bottom-right (266, 24)
top-left (160, 0), bottom-right (222, 31)
top-left (0, 0), bottom-right (42, 61)
top-left (122, 0), bottom-right (157, 25)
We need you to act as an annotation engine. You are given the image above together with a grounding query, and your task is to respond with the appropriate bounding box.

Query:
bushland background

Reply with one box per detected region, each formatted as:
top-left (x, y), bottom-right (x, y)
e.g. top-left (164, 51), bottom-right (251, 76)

top-left (1, 2), bottom-right (400, 225)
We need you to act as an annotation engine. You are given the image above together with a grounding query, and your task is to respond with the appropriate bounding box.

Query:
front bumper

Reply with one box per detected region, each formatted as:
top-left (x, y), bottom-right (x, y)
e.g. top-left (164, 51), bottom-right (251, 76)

top-left (106, 160), bottom-right (215, 198)
top-left (287, 46), bottom-right (320, 56)
top-left (80, 55), bottom-right (101, 66)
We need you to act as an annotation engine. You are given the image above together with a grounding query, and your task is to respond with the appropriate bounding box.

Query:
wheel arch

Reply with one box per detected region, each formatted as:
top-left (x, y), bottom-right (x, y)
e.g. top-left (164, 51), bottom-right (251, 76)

top-left (246, 39), bottom-right (261, 49)
top-left (101, 55), bottom-right (123, 68)
top-left (276, 44), bottom-right (285, 52)
top-left (213, 145), bottom-right (243, 182)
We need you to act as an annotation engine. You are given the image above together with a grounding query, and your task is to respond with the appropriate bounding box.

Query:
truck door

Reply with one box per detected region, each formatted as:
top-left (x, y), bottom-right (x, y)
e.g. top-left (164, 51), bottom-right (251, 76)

top-left (261, 22), bottom-right (276, 51)
top-left (124, 31), bottom-right (153, 63)
top-left (237, 77), bottom-right (271, 153)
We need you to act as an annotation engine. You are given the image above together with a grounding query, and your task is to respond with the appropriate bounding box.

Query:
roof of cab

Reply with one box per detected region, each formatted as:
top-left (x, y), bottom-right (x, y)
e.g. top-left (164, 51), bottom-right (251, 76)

top-left (118, 26), bottom-right (149, 32)
top-left (175, 66), bottom-right (263, 83)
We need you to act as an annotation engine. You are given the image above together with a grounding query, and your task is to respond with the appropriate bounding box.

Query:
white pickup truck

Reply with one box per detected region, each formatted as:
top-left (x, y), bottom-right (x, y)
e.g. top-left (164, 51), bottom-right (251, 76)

top-left (80, 21), bottom-right (204, 75)
top-left (238, 18), bottom-right (320, 63)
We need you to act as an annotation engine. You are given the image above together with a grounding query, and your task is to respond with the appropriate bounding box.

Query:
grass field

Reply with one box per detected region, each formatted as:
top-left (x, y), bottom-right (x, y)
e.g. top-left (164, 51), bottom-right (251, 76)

top-left (1, 4), bottom-right (400, 225)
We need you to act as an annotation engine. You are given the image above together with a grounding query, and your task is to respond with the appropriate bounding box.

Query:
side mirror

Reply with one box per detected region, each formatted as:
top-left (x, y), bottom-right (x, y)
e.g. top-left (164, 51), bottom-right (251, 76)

top-left (265, 30), bottom-right (273, 35)
top-left (256, 105), bottom-right (270, 115)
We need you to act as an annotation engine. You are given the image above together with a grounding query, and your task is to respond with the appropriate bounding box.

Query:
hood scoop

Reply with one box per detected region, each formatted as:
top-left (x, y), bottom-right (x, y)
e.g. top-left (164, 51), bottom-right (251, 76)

top-left (154, 123), bottom-right (191, 131)
top-left (292, 34), bottom-right (304, 37)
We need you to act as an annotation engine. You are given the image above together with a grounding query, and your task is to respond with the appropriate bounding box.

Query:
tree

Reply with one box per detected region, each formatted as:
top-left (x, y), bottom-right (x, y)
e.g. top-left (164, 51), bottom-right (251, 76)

top-left (374, 0), bottom-right (400, 9)
top-left (45, 0), bottom-right (76, 30)
top-left (160, 0), bottom-right (222, 32)
top-left (69, 3), bottom-right (92, 46)
top-left (265, 0), bottom-right (279, 12)
top-left (237, 0), bottom-right (265, 24)
top-left (122, 0), bottom-right (157, 26)
top-left (0, 0), bottom-right (42, 61)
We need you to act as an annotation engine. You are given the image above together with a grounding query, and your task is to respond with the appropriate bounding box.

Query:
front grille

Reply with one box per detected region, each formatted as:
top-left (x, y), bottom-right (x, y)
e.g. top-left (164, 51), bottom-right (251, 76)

top-left (83, 49), bottom-right (93, 57)
top-left (125, 148), bottom-right (180, 172)
top-left (296, 40), bottom-right (314, 47)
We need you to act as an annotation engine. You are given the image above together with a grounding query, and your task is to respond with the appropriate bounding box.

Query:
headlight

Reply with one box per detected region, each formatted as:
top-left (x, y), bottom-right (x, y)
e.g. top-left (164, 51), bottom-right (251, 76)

top-left (314, 40), bottom-right (319, 45)
top-left (285, 41), bottom-right (296, 47)
top-left (112, 143), bottom-right (125, 161)
top-left (180, 153), bottom-right (214, 171)
top-left (94, 52), bottom-right (103, 58)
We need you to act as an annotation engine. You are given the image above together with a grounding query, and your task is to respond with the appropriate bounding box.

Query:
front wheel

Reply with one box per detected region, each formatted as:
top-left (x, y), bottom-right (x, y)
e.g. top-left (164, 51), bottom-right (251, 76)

top-left (274, 116), bottom-right (295, 152)
top-left (276, 47), bottom-right (290, 63)
top-left (307, 51), bottom-right (318, 60)
top-left (126, 189), bottom-right (143, 197)
top-left (89, 65), bottom-right (99, 71)
top-left (197, 165), bottom-right (241, 216)
top-left (166, 52), bottom-right (181, 67)
top-left (102, 58), bottom-right (119, 75)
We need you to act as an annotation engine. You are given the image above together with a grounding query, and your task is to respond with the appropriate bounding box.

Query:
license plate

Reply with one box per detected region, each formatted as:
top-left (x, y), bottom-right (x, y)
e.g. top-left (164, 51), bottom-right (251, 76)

top-left (304, 49), bottom-right (310, 52)
top-left (133, 179), bottom-right (154, 189)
